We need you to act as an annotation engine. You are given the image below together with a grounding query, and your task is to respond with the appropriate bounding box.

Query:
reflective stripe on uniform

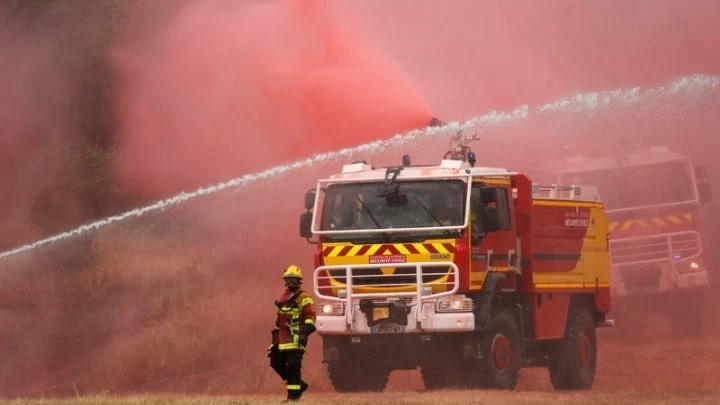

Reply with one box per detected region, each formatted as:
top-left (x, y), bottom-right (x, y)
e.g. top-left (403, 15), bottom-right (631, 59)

top-left (287, 384), bottom-right (302, 390)
top-left (299, 297), bottom-right (313, 307)
top-left (279, 342), bottom-right (303, 350)
top-left (304, 319), bottom-right (315, 325)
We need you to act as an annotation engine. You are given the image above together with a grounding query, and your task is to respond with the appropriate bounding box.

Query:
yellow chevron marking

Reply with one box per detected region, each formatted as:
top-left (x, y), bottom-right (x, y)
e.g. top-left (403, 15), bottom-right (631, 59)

top-left (432, 243), bottom-right (449, 254)
top-left (683, 213), bottom-right (693, 222)
top-left (621, 219), bottom-right (649, 231)
top-left (395, 244), bottom-right (412, 255)
top-left (367, 245), bottom-right (381, 255)
top-left (667, 215), bottom-right (682, 224)
top-left (328, 246), bottom-right (342, 257)
top-left (650, 217), bottom-right (666, 227)
top-left (349, 245), bottom-right (364, 255)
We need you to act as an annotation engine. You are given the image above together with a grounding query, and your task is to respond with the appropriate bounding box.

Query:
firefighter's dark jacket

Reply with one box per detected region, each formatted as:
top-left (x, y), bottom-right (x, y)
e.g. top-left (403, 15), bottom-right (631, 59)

top-left (273, 289), bottom-right (316, 351)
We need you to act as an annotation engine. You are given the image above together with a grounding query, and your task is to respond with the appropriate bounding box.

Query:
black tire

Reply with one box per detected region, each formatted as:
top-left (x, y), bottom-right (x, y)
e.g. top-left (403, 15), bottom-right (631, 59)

top-left (327, 361), bottom-right (389, 392)
top-left (548, 308), bottom-right (597, 390)
top-left (608, 297), bottom-right (646, 343)
top-left (669, 289), bottom-right (706, 338)
top-left (420, 364), bottom-right (448, 390)
top-left (475, 309), bottom-right (522, 390)
top-left (421, 360), bottom-right (477, 390)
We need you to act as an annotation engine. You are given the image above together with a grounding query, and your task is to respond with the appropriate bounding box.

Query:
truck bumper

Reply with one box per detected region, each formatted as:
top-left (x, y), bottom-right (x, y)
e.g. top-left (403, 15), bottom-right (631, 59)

top-left (316, 302), bottom-right (475, 334)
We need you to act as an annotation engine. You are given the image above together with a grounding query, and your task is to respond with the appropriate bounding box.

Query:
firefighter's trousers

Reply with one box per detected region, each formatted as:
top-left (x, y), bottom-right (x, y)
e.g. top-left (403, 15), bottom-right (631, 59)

top-left (269, 348), bottom-right (306, 399)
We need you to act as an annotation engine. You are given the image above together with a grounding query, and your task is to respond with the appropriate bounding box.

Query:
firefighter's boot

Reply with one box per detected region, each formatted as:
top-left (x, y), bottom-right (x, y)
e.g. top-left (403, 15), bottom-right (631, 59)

top-left (283, 381), bottom-right (307, 402)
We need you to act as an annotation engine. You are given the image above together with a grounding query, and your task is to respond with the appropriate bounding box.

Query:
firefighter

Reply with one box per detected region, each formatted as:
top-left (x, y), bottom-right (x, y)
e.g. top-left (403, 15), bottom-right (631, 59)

top-left (268, 265), bottom-right (316, 401)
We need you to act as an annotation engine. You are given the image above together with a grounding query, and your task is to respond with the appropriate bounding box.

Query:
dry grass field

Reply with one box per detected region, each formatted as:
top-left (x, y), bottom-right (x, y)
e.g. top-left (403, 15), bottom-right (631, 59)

top-left (2, 390), bottom-right (720, 405)
top-left (2, 137), bottom-right (720, 404)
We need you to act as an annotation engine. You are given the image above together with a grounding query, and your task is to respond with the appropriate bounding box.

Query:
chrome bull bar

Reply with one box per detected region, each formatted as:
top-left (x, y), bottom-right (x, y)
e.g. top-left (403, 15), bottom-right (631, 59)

top-left (313, 262), bottom-right (460, 329)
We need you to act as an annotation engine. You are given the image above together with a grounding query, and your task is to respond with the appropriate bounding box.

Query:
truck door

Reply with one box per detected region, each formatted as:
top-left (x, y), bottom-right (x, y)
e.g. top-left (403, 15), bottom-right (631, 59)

top-left (469, 181), bottom-right (519, 290)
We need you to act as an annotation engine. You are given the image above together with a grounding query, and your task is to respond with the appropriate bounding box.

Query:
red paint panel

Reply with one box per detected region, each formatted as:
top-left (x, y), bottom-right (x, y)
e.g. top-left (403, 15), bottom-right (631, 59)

top-left (533, 293), bottom-right (571, 340)
top-left (594, 287), bottom-right (611, 313)
top-left (512, 175), bottom-right (535, 293)
top-left (454, 236), bottom-right (470, 291)
top-left (338, 245), bottom-right (353, 257)
top-left (424, 243), bottom-right (439, 254)
top-left (531, 204), bottom-right (591, 273)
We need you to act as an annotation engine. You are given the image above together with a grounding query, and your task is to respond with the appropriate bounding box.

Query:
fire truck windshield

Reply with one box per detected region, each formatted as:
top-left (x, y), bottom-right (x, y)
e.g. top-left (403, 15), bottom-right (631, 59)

top-left (319, 180), bottom-right (465, 239)
top-left (558, 159), bottom-right (696, 211)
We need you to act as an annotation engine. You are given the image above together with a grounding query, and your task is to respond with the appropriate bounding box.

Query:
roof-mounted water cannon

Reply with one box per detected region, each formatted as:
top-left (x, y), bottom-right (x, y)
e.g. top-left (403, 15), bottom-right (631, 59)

top-left (443, 125), bottom-right (480, 166)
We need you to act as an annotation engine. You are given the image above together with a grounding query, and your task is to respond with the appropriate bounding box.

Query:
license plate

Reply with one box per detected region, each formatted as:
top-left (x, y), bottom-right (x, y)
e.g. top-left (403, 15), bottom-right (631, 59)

top-left (373, 306), bottom-right (389, 321)
top-left (371, 323), bottom-right (405, 334)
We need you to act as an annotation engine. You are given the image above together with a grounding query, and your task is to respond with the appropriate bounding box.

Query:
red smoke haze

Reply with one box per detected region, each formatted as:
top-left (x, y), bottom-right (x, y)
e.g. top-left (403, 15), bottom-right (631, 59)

top-left (113, 0), bottom-right (432, 199)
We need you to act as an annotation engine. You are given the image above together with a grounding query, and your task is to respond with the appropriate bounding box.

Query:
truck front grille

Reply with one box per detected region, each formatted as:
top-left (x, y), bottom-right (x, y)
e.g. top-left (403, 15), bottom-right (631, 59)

top-left (610, 231), bottom-right (701, 266)
top-left (324, 265), bottom-right (451, 286)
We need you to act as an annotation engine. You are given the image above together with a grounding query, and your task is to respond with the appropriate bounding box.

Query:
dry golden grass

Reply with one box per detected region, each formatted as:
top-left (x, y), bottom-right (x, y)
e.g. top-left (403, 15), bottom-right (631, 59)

top-left (2, 202), bottom-right (720, 399)
top-left (3, 390), bottom-right (720, 405)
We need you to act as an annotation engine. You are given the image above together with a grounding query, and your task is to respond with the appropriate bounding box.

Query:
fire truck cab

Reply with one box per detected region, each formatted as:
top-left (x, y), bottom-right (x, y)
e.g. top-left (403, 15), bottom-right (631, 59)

top-left (299, 155), bottom-right (612, 391)
top-left (535, 146), bottom-right (712, 337)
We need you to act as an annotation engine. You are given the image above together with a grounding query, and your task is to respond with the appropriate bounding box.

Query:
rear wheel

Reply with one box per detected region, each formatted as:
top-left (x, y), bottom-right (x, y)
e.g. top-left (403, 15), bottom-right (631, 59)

top-left (548, 308), bottom-right (597, 390)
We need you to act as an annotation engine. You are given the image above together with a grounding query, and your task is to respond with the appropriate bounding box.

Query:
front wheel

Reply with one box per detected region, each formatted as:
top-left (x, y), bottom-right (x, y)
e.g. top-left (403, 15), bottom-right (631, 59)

top-left (475, 309), bottom-right (522, 389)
top-left (548, 308), bottom-right (597, 390)
top-left (327, 360), bottom-right (389, 392)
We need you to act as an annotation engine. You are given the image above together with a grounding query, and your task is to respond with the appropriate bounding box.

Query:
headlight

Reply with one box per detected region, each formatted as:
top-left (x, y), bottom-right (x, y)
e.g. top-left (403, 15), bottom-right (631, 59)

top-left (677, 260), bottom-right (703, 274)
top-left (317, 301), bottom-right (344, 316)
top-left (436, 295), bottom-right (473, 313)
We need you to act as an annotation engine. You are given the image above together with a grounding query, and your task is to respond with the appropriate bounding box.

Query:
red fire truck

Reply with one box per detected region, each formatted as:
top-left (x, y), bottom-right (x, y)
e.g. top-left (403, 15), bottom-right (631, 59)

top-left (298, 146), bottom-right (613, 391)
top-left (535, 146), bottom-right (712, 337)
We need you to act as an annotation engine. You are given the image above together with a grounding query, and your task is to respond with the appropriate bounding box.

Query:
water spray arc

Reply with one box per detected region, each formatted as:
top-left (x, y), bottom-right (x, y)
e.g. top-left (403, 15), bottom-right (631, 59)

top-left (0, 73), bottom-right (717, 261)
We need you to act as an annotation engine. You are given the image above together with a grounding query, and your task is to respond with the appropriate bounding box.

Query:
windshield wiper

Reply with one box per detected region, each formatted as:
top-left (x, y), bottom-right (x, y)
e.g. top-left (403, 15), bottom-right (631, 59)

top-left (354, 194), bottom-right (392, 242)
top-left (354, 194), bottom-right (382, 229)
top-left (414, 197), bottom-right (455, 237)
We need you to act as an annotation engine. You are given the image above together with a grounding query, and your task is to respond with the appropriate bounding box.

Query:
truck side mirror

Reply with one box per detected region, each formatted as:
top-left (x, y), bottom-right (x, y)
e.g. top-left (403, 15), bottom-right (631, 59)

top-left (299, 212), bottom-right (313, 238)
top-left (304, 190), bottom-right (316, 211)
top-left (698, 181), bottom-right (713, 204)
top-left (481, 206), bottom-right (502, 233)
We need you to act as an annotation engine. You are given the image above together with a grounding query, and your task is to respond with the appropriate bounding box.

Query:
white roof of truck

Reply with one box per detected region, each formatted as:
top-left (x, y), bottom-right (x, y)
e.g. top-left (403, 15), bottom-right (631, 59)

top-left (325, 160), bottom-right (513, 182)
top-left (538, 146), bottom-right (689, 173)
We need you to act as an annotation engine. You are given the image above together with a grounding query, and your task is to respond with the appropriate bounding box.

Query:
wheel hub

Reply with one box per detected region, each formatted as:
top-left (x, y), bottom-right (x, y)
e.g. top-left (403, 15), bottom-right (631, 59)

top-left (491, 334), bottom-right (512, 370)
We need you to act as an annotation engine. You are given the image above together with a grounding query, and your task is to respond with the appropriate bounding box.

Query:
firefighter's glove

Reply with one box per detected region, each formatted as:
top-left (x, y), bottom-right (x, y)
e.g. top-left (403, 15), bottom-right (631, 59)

top-left (298, 334), bottom-right (309, 347)
top-left (300, 324), bottom-right (316, 336)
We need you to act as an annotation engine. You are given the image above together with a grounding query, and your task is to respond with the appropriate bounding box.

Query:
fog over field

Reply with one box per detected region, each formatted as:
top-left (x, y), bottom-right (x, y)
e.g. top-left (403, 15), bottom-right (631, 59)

top-left (1, 0), bottom-right (719, 398)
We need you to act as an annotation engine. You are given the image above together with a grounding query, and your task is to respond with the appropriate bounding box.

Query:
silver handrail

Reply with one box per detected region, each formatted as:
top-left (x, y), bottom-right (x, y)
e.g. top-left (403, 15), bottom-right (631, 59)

top-left (313, 262), bottom-right (460, 328)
